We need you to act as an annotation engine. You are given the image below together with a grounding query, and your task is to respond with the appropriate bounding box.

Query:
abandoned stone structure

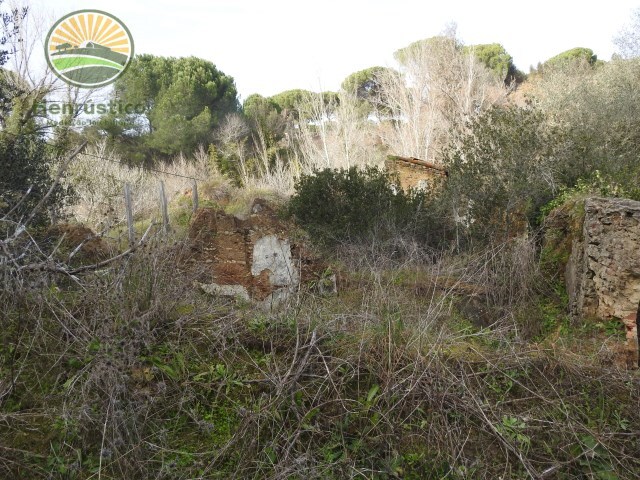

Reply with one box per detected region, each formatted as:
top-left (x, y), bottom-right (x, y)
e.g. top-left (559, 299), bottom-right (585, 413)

top-left (385, 155), bottom-right (448, 192)
top-left (546, 197), bottom-right (640, 367)
top-left (185, 199), bottom-right (332, 308)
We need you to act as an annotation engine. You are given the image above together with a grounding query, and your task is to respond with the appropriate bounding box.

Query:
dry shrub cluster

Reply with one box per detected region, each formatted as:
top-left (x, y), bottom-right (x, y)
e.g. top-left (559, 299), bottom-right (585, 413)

top-left (66, 143), bottom-right (228, 233)
top-left (2, 233), bottom-right (638, 479)
top-left (219, 91), bottom-right (386, 198)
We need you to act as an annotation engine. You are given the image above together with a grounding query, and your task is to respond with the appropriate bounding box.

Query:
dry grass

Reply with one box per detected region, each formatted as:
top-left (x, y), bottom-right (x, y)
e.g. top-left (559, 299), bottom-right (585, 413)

top-left (1, 231), bottom-right (638, 479)
top-left (66, 142), bottom-right (224, 233)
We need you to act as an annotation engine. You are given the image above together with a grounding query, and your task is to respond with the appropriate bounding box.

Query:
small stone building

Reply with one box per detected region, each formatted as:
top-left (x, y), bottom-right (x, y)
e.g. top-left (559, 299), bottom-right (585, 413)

top-left (385, 155), bottom-right (448, 192)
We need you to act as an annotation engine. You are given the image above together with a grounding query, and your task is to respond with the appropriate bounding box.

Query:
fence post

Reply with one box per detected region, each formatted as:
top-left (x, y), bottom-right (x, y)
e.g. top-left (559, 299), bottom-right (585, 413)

top-left (159, 180), bottom-right (170, 234)
top-left (192, 179), bottom-right (199, 213)
top-left (124, 183), bottom-right (135, 246)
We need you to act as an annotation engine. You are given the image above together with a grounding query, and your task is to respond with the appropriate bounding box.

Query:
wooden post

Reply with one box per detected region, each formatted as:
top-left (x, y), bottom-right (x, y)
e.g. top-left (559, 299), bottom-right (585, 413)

top-left (159, 180), bottom-right (170, 234)
top-left (124, 183), bottom-right (135, 246)
top-left (192, 179), bottom-right (199, 213)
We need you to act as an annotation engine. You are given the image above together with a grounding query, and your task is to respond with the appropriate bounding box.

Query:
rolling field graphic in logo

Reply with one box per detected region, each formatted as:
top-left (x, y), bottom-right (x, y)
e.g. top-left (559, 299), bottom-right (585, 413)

top-left (45, 10), bottom-right (134, 88)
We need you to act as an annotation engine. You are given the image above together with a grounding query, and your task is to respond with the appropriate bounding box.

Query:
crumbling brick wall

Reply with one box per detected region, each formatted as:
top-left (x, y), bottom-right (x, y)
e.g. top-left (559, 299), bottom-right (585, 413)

top-left (185, 199), bottom-right (325, 307)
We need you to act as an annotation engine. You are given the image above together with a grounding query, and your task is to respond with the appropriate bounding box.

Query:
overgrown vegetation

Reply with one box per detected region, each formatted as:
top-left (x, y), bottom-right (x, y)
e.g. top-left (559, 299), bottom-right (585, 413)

top-left (2, 237), bottom-right (639, 479)
top-left (0, 131), bottom-right (69, 227)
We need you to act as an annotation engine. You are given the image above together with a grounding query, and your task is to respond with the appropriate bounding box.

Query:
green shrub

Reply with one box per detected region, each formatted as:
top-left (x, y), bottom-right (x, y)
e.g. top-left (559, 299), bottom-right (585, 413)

top-left (538, 170), bottom-right (635, 223)
top-left (0, 132), bottom-right (69, 227)
top-left (287, 166), bottom-right (424, 246)
top-left (440, 105), bottom-right (566, 246)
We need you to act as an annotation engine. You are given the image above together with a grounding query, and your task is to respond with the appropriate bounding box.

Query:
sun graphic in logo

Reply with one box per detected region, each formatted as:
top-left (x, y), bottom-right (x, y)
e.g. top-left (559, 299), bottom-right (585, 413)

top-left (45, 10), bottom-right (134, 88)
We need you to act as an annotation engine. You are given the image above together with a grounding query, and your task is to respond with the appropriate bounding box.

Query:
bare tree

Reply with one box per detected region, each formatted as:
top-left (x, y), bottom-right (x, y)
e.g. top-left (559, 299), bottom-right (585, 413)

top-left (614, 7), bottom-right (640, 59)
top-left (375, 27), bottom-right (506, 162)
top-left (1, 0), bottom-right (57, 132)
top-left (214, 112), bottom-right (251, 184)
top-left (293, 90), bottom-right (381, 174)
top-left (1, 0), bottom-right (98, 136)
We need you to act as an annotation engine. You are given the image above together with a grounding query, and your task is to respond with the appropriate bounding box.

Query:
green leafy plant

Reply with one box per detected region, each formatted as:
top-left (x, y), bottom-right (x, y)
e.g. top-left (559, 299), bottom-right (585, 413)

top-left (539, 170), bottom-right (632, 221)
top-left (193, 363), bottom-right (246, 393)
top-left (498, 415), bottom-right (531, 453)
top-left (574, 435), bottom-right (619, 480)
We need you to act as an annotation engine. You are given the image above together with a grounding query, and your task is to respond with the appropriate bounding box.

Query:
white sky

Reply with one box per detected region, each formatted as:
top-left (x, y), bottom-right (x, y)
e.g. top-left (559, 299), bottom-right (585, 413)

top-left (32, 0), bottom-right (640, 100)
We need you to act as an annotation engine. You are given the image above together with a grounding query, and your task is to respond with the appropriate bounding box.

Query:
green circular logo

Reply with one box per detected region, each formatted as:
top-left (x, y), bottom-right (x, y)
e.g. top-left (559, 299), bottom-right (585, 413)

top-left (45, 10), bottom-right (134, 88)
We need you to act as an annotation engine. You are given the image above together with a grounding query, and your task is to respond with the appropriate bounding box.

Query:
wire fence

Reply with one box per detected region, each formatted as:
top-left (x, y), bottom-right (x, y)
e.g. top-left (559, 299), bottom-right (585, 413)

top-left (1, 129), bottom-right (206, 181)
top-left (1, 130), bottom-right (204, 239)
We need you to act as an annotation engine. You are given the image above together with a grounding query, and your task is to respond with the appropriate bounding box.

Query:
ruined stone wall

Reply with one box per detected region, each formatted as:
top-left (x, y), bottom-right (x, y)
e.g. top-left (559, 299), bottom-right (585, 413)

top-left (185, 199), bottom-right (329, 308)
top-left (556, 197), bottom-right (640, 367)
top-left (385, 161), bottom-right (443, 192)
